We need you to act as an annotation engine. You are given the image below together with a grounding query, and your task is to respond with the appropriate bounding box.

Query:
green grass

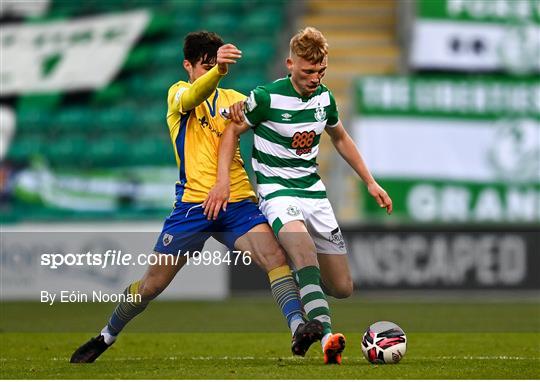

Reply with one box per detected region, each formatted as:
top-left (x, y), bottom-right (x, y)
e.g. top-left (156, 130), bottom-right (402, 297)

top-left (1, 332), bottom-right (539, 379)
top-left (1, 298), bottom-right (539, 379)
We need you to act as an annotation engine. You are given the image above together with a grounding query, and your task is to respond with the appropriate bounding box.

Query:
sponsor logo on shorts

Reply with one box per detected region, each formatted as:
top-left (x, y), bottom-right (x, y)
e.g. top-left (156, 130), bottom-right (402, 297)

top-left (162, 233), bottom-right (174, 246)
top-left (286, 205), bottom-right (301, 217)
top-left (329, 227), bottom-right (345, 249)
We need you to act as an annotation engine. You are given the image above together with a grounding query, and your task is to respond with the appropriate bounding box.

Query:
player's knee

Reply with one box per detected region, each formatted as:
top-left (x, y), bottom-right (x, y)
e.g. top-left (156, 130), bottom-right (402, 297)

top-left (328, 279), bottom-right (353, 299)
top-left (290, 247), bottom-right (318, 268)
top-left (138, 278), bottom-right (168, 301)
top-left (256, 245), bottom-right (287, 273)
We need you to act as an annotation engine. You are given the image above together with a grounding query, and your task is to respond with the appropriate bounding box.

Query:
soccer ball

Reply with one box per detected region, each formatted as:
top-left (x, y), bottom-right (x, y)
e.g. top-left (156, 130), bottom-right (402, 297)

top-left (361, 321), bottom-right (407, 364)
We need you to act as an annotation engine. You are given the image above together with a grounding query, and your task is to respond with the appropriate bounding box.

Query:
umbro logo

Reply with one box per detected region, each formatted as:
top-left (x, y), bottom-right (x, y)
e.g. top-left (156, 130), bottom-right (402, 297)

top-left (281, 113), bottom-right (292, 121)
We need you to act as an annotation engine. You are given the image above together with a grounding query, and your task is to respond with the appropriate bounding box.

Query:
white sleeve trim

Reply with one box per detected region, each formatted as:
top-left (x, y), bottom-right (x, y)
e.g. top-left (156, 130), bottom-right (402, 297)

top-left (326, 119), bottom-right (340, 128)
top-left (244, 115), bottom-right (256, 127)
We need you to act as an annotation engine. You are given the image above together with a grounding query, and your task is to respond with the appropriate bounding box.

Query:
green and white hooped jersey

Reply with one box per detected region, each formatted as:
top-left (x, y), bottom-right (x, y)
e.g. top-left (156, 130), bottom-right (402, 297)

top-left (244, 76), bottom-right (339, 200)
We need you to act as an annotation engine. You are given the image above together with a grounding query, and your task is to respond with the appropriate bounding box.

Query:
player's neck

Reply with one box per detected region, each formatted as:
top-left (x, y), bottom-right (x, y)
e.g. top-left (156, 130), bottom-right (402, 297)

top-left (289, 78), bottom-right (312, 99)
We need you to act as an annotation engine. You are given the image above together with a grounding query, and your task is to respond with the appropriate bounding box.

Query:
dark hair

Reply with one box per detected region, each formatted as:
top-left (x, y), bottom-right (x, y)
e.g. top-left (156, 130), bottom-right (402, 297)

top-left (183, 31), bottom-right (224, 66)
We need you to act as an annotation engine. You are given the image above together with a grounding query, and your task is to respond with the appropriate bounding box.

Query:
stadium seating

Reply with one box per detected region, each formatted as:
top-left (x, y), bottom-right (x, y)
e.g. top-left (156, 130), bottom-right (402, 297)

top-left (5, 0), bottom-right (287, 221)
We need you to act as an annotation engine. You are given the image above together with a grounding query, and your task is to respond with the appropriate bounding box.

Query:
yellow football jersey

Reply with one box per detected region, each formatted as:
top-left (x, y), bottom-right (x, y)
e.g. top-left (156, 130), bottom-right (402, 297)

top-left (166, 80), bottom-right (256, 203)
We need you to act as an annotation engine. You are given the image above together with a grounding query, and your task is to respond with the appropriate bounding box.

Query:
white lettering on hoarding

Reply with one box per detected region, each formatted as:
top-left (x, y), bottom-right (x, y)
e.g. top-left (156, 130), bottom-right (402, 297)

top-left (407, 184), bottom-right (540, 223)
top-left (350, 234), bottom-right (527, 286)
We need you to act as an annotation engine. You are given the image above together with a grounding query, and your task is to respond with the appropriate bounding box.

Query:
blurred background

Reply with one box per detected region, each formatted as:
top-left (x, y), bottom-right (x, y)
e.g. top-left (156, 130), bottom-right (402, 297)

top-left (1, 0), bottom-right (539, 301)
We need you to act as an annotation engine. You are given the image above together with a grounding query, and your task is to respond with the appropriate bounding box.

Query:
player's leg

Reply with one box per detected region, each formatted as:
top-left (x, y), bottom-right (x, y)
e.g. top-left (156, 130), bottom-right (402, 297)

top-left (222, 200), bottom-right (322, 356)
top-left (268, 197), bottom-right (346, 364)
top-left (277, 221), bottom-right (330, 330)
top-left (234, 223), bottom-right (304, 333)
top-left (302, 198), bottom-right (350, 363)
top-left (308, 198), bottom-right (352, 299)
top-left (278, 220), bottom-right (344, 363)
top-left (234, 222), bottom-right (323, 356)
top-left (70, 257), bottom-right (187, 363)
top-left (261, 198), bottom-right (331, 334)
top-left (317, 254), bottom-right (353, 299)
top-left (103, 255), bottom-right (187, 340)
top-left (70, 201), bottom-right (210, 363)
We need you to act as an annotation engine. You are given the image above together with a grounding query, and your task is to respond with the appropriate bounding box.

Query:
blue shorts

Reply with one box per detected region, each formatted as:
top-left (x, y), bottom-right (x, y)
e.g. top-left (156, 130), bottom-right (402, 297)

top-left (154, 199), bottom-right (267, 255)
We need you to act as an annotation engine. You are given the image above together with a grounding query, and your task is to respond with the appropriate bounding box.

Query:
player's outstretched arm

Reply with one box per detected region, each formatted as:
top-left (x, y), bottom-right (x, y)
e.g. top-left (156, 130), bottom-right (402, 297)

top-left (172, 44), bottom-right (242, 113)
top-left (325, 121), bottom-right (393, 214)
top-left (203, 102), bottom-right (250, 220)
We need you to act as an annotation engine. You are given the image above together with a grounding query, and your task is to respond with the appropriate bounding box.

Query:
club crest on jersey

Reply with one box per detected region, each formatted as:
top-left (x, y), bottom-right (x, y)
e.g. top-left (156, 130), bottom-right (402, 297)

top-left (314, 105), bottom-right (326, 122)
top-left (286, 205), bottom-right (301, 217)
top-left (162, 233), bottom-right (174, 246)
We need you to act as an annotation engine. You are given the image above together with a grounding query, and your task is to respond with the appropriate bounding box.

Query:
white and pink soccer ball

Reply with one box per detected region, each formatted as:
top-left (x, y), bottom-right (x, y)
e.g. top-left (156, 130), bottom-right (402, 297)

top-left (361, 321), bottom-right (407, 364)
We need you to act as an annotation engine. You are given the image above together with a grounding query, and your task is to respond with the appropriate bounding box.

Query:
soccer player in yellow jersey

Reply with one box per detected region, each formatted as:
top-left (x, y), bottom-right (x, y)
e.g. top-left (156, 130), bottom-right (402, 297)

top-left (70, 31), bottom-right (323, 363)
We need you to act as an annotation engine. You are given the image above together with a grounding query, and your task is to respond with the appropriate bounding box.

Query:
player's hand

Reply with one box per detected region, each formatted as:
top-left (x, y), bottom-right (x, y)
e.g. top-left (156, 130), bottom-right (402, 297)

top-left (229, 101), bottom-right (245, 123)
top-left (217, 44), bottom-right (242, 74)
top-left (202, 180), bottom-right (230, 220)
top-left (367, 181), bottom-right (393, 215)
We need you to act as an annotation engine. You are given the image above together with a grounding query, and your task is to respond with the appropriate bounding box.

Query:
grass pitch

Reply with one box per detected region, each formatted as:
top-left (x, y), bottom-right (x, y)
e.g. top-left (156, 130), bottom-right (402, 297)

top-left (1, 297), bottom-right (539, 379)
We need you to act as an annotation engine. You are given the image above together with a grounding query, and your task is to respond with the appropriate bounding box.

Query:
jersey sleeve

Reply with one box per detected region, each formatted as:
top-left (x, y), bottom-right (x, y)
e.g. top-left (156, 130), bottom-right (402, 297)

top-left (326, 90), bottom-right (339, 128)
top-left (168, 82), bottom-right (190, 115)
top-left (243, 86), bottom-right (271, 127)
top-left (168, 65), bottom-right (225, 114)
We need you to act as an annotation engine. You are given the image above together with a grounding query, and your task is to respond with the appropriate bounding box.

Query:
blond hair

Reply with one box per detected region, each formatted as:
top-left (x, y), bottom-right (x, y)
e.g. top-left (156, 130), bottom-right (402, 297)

top-left (289, 27), bottom-right (328, 63)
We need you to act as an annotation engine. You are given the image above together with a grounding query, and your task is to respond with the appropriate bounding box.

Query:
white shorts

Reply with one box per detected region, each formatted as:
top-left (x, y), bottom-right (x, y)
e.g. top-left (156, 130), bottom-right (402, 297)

top-left (259, 196), bottom-right (347, 255)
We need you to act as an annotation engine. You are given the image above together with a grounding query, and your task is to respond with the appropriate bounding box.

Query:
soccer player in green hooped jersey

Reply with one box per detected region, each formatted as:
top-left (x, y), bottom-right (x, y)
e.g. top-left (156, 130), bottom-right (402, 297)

top-left (204, 27), bottom-right (393, 365)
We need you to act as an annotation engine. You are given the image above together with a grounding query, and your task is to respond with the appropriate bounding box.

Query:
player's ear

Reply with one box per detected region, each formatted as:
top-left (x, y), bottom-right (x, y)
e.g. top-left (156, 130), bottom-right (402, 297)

top-left (286, 57), bottom-right (293, 72)
top-left (183, 59), bottom-right (192, 74)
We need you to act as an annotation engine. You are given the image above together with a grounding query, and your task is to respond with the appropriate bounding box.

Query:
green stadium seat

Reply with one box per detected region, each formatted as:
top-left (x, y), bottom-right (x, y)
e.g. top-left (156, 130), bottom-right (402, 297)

top-left (171, 13), bottom-right (200, 36)
top-left (242, 0), bottom-right (285, 9)
top-left (6, 134), bottom-right (44, 163)
top-left (123, 45), bottom-right (153, 71)
top-left (241, 9), bottom-right (283, 35)
top-left (17, 93), bottom-right (61, 113)
top-left (201, 14), bottom-right (238, 36)
top-left (164, 0), bottom-right (200, 11)
top-left (153, 39), bottom-right (182, 67)
top-left (48, 0), bottom-right (81, 16)
top-left (87, 134), bottom-right (130, 167)
top-left (45, 134), bottom-right (88, 167)
top-left (96, 106), bottom-right (137, 133)
top-left (230, 73), bottom-right (267, 94)
top-left (135, 104), bottom-right (167, 131)
top-left (201, 0), bottom-right (245, 12)
top-left (54, 108), bottom-right (94, 133)
top-left (145, 11), bottom-right (176, 37)
top-left (124, 0), bottom-right (167, 8)
top-left (92, 83), bottom-right (127, 106)
top-left (91, 0), bottom-right (130, 13)
top-left (240, 40), bottom-right (276, 65)
top-left (127, 71), bottom-right (177, 100)
top-left (16, 111), bottom-right (51, 134)
top-left (126, 134), bottom-right (174, 166)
